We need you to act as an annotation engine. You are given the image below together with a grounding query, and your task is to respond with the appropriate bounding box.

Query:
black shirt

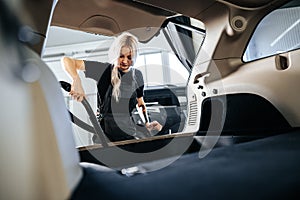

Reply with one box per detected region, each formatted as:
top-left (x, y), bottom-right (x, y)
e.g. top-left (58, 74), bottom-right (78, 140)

top-left (84, 60), bottom-right (144, 114)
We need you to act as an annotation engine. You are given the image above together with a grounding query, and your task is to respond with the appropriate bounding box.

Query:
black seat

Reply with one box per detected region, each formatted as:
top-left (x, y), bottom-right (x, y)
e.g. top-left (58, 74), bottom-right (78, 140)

top-left (198, 93), bottom-right (291, 136)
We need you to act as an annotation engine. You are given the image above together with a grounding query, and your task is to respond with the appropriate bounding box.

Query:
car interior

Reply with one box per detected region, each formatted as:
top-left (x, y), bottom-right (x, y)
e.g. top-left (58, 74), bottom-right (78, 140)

top-left (1, 0), bottom-right (300, 199)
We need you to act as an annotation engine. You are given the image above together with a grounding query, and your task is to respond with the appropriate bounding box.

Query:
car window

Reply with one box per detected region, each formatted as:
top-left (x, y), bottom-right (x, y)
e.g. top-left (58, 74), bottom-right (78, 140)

top-left (163, 16), bottom-right (205, 70)
top-left (243, 0), bottom-right (300, 62)
top-left (42, 16), bottom-right (205, 147)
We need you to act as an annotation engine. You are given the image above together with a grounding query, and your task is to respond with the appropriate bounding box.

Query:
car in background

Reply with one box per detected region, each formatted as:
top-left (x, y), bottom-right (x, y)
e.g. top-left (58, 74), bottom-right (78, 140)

top-left (1, 0), bottom-right (300, 199)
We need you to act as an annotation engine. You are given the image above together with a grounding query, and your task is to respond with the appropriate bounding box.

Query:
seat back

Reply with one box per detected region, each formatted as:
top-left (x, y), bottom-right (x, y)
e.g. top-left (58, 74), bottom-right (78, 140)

top-left (0, 1), bottom-right (82, 199)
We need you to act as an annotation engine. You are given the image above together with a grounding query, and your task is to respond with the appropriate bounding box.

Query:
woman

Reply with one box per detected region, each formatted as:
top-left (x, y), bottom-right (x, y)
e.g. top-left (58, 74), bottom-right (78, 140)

top-left (62, 32), bottom-right (162, 142)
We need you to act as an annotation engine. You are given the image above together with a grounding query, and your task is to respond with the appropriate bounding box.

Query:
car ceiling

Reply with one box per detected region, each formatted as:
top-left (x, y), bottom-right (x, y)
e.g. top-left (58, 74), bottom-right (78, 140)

top-left (51, 0), bottom-right (290, 43)
top-left (10, 0), bottom-right (291, 55)
top-left (51, 0), bottom-right (174, 42)
top-left (51, 0), bottom-right (286, 29)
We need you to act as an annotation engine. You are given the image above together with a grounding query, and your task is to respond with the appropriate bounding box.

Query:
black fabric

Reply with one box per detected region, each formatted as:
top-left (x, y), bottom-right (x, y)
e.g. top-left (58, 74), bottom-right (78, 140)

top-left (198, 93), bottom-right (291, 135)
top-left (71, 130), bottom-right (300, 200)
top-left (84, 61), bottom-right (145, 141)
top-left (84, 61), bottom-right (144, 114)
top-left (84, 61), bottom-right (111, 107)
top-left (102, 113), bottom-right (135, 141)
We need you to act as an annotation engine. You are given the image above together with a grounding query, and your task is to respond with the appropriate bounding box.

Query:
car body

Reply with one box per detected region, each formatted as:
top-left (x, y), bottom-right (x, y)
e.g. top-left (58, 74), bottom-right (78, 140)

top-left (1, 0), bottom-right (300, 199)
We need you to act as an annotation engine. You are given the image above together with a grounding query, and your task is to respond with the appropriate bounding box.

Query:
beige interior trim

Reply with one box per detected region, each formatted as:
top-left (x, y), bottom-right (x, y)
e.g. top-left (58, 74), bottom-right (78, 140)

top-left (51, 0), bottom-right (169, 41)
top-left (207, 49), bottom-right (300, 126)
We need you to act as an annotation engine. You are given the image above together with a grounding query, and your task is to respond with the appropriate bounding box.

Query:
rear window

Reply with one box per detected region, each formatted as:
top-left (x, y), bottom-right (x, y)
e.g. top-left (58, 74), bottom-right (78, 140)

top-left (243, 0), bottom-right (300, 62)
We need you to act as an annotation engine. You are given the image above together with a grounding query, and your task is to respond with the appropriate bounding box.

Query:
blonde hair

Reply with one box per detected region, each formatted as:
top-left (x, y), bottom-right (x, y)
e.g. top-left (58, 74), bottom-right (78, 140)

top-left (108, 32), bottom-right (138, 102)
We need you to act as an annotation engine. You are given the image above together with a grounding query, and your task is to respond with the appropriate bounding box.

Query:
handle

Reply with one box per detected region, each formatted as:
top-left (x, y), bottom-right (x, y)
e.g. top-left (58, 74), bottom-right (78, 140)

top-left (60, 81), bottom-right (108, 147)
top-left (275, 54), bottom-right (289, 70)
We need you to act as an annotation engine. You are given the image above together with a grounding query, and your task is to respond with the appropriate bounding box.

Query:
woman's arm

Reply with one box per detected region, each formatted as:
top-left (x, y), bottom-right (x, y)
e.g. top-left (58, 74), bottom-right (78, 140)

top-left (62, 56), bottom-right (86, 102)
top-left (137, 97), bottom-right (162, 131)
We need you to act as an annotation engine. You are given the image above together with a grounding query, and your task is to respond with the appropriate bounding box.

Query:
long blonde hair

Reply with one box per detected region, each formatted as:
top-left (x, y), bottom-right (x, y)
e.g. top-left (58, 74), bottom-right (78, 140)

top-left (108, 32), bottom-right (138, 102)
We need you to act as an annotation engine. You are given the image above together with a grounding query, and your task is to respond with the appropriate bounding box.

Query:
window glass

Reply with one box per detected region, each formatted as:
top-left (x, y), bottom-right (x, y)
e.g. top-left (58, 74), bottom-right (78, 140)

top-left (169, 53), bottom-right (189, 85)
top-left (135, 53), bottom-right (163, 87)
top-left (243, 1), bottom-right (300, 62)
top-left (134, 52), bottom-right (189, 87)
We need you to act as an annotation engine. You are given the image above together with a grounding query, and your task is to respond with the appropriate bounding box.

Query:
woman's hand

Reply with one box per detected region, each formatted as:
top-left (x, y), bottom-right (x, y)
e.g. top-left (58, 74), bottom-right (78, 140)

top-left (146, 121), bottom-right (162, 132)
top-left (62, 57), bottom-right (86, 102)
top-left (70, 76), bottom-right (86, 102)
